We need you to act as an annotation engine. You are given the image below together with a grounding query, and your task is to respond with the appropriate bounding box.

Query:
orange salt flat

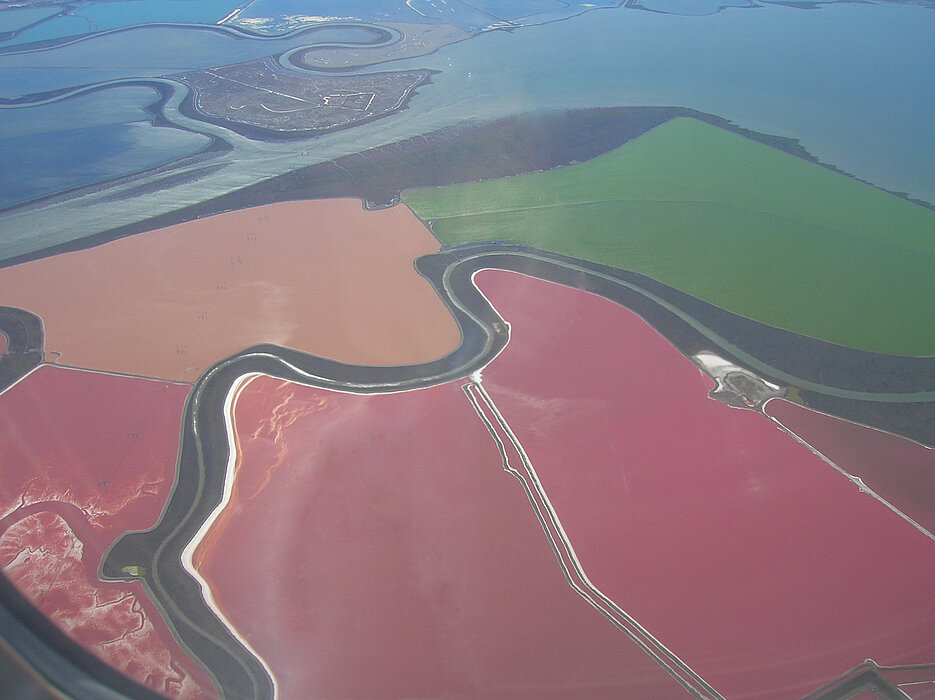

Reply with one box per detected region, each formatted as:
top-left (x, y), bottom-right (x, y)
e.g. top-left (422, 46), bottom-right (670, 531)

top-left (0, 199), bottom-right (460, 381)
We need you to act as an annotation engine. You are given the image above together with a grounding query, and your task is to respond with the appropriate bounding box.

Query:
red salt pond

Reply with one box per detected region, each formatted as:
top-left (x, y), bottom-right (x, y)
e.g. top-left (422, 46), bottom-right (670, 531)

top-left (473, 269), bottom-right (935, 699)
top-left (0, 365), bottom-right (215, 699)
top-left (194, 375), bottom-right (691, 699)
top-left (0, 332), bottom-right (7, 355)
top-left (766, 399), bottom-right (935, 538)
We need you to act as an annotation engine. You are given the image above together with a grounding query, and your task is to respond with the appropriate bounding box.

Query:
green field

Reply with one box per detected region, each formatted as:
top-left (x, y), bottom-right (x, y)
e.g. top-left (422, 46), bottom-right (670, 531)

top-left (403, 118), bottom-right (935, 356)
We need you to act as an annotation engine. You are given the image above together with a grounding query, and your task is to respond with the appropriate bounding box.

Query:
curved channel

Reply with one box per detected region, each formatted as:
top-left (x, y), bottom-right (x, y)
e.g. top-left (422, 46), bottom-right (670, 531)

top-left (98, 245), bottom-right (935, 699)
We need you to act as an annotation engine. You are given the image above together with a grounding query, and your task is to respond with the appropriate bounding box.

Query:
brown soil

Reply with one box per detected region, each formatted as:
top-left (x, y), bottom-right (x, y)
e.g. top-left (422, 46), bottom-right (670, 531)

top-left (0, 199), bottom-right (459, 381)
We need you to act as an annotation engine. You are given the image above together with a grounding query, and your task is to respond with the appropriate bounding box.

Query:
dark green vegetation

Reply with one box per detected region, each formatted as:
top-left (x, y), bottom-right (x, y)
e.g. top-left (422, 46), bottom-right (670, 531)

top-left (404, 118), bottom-right (935, 356)
top-left (30, 106), bottom-right (788, 268)
top-left (32, 106), bottom-right (680, 266)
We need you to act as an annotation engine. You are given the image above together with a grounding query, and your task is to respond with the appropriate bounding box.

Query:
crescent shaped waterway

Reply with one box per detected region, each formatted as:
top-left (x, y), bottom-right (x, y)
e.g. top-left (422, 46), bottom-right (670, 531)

top-left (93, 245), bottom-right (935, 699)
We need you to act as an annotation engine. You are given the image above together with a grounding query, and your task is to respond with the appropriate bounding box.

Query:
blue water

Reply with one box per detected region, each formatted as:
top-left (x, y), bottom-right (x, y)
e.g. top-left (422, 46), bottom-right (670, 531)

top-left (0, 1), bottom-right (932, 258)
top-left (0, 24), bottom-right (386, 96)
top-left (383, 2), bottom-right (935, 203)
top-left (501, 0), bottom-right (625, 28)
top-left (2, 15), bottom-right (93, 47)
top-left (406, 0), bottom-right (505, 31)
top-left (631, 0), bottom-right (845, 15)
top-left (0, 120), bottom-right (211, 209)
top-left (468, 0), bottom-right (566, 20)
top-left (0, 5), bottom-right (63, 34)
top-left (226, 0), bottom-right (440, 32)
top-left (0, 0), bottom-right (241, 48)
top-left (79, 0), bottom-right (239, 31)
top-left (404, 0), bottom-right (618, 31)
top-left (633, 0), bottom-right (750, 16)
top-left (0, 86), bottom-right (163, 138)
